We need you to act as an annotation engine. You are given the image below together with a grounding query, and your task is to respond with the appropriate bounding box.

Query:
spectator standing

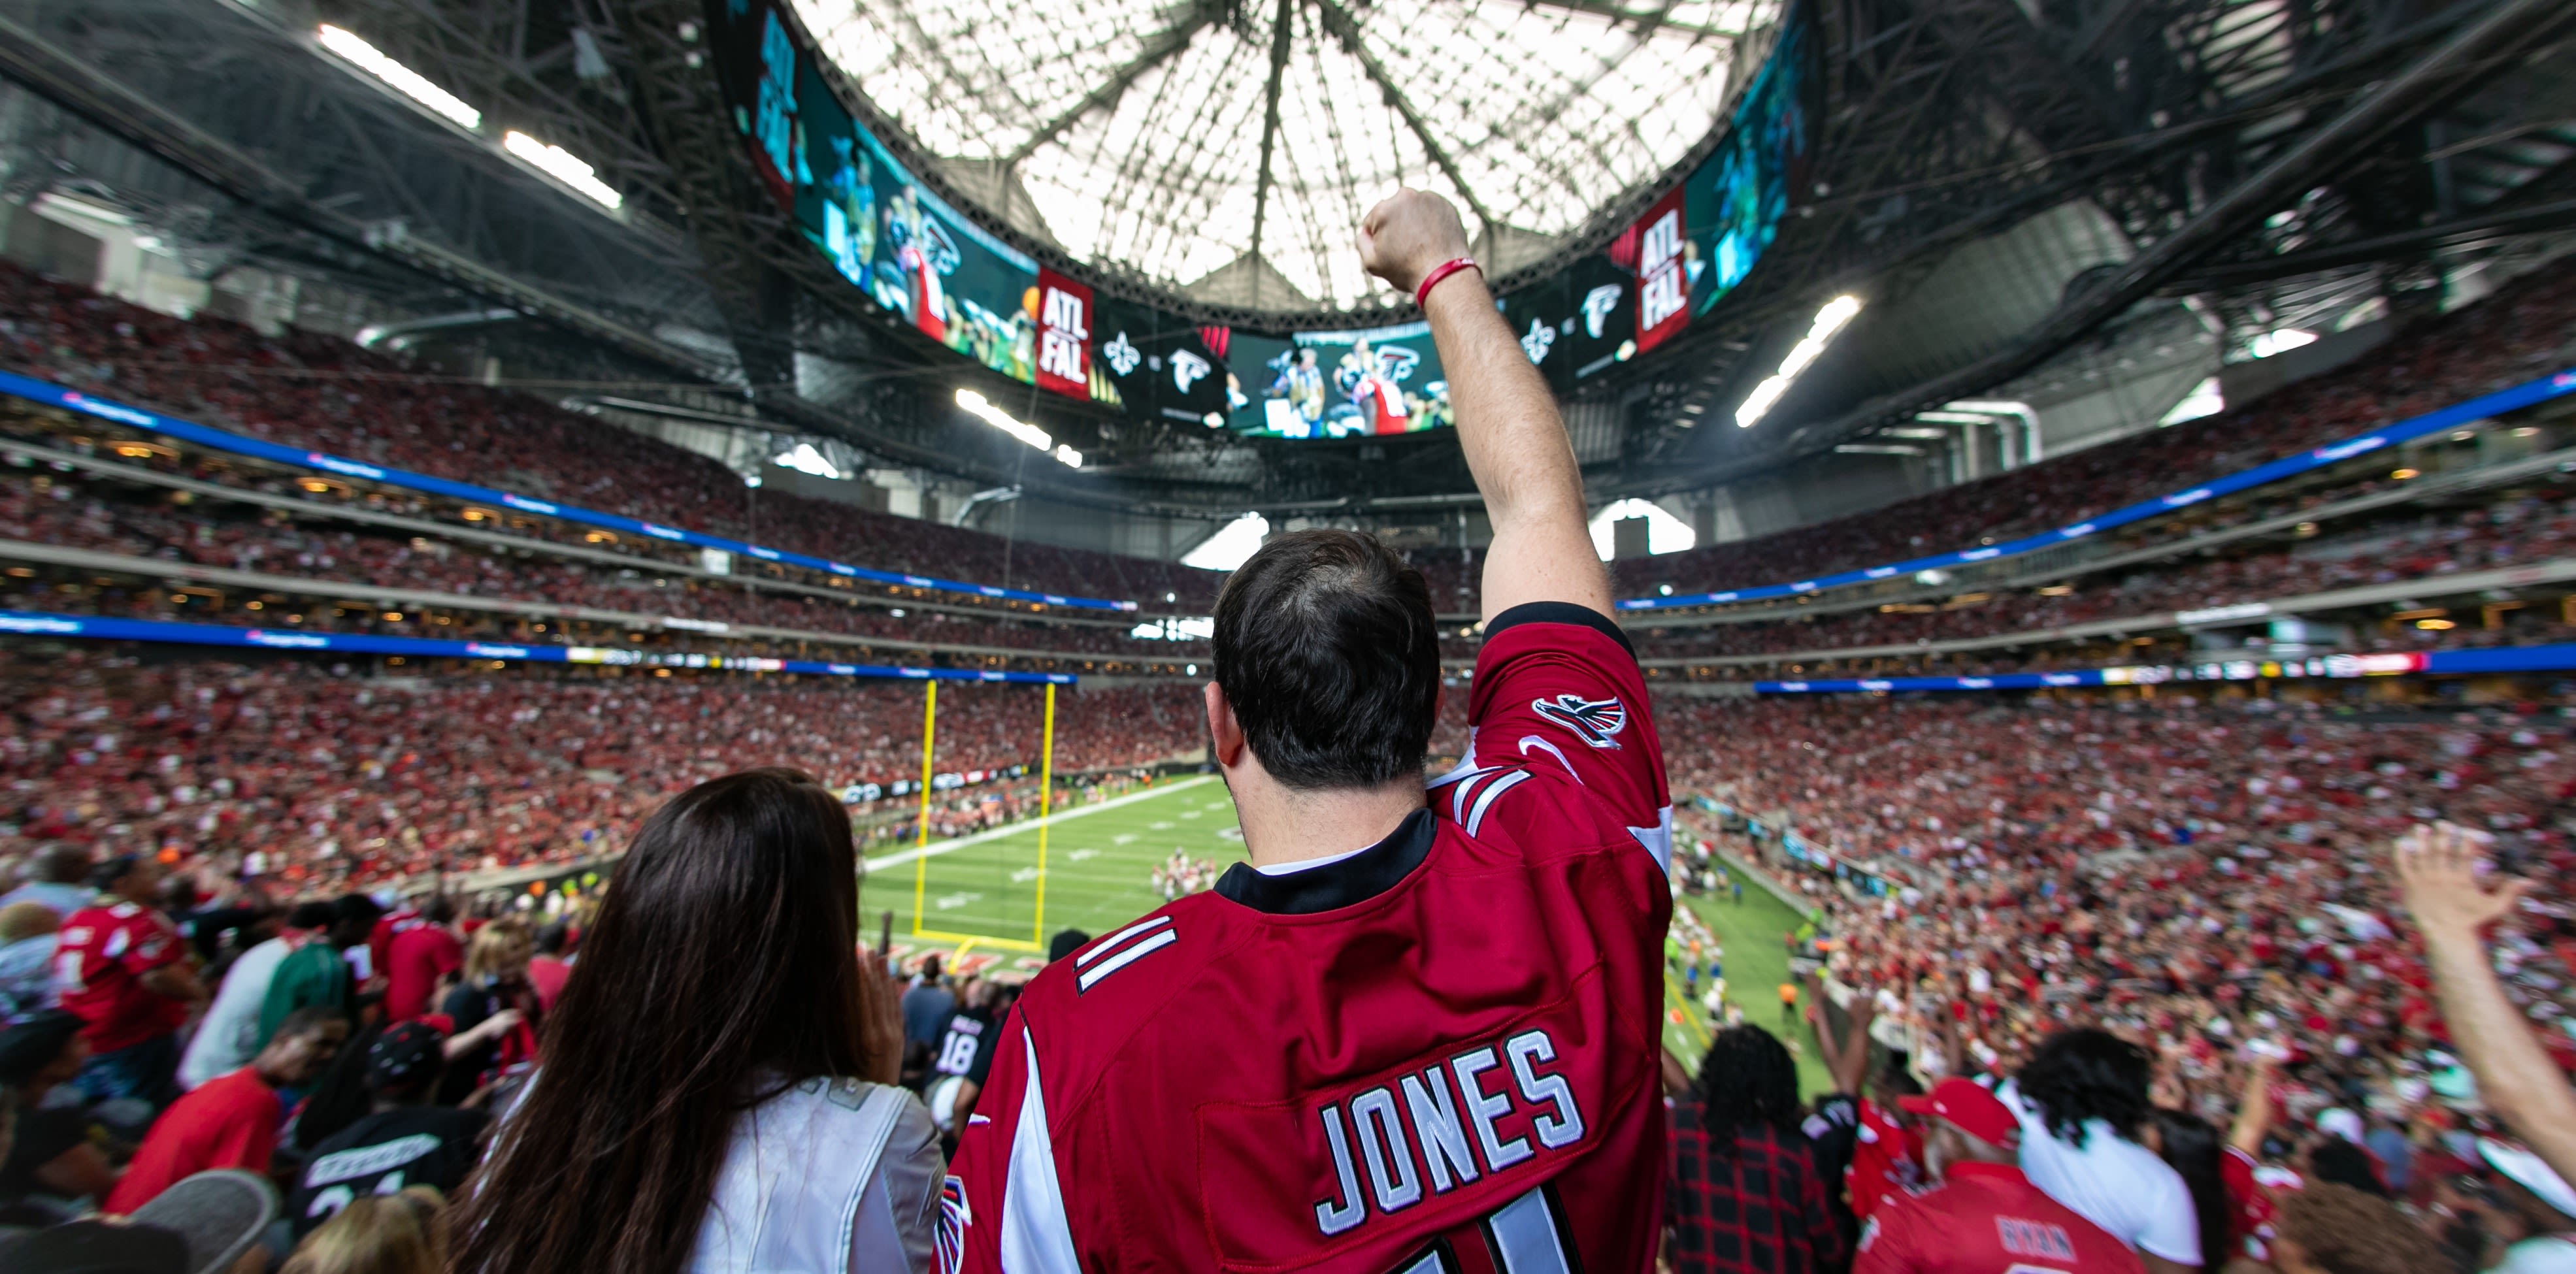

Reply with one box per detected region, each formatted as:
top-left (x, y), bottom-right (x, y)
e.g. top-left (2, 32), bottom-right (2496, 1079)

top-left (1853, 1077), bottom-right (2141, 1273)
top-left (285, 1022), bottom-right (488, 1241)
top-left (180, 901), bottom-right (331, 1092)
top-left (0, 903), bottom-right (59, 1026)
top-left (900, 955), bottom-right (953, 1048)
top-left (450, 769), bottom-right (935, 1274)
top-left (103, 1005), bottom-right (348, 1214)
top-left (2393, 823), bottom-right (2576, 1189)
top-left (56, 855), bottom-right (205, 1108)
top-left (1996, 1030), bottom-right (2204, 1271)
top-left (2478, 1139), bottom-right (2576, 1274)
top-left (257, 896), bottom-right (381, 1049)
top-left (1670, 1025), bottom-right (1847, 1273)
top-left (525, 922), bottom-right (573, 1011)
top-left (436, 921), bottom-right (537, 1105)
top-left (0, 847), bottom-right (92, 921)
top-left (0, 1010), bottom-right (116, 1211)
top-left (379, 898), bottom-right (459, 1024)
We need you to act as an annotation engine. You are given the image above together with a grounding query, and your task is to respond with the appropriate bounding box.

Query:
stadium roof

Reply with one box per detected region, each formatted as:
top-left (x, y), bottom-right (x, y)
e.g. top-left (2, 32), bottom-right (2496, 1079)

top-left (790, 0), bottom-right (1777, 310)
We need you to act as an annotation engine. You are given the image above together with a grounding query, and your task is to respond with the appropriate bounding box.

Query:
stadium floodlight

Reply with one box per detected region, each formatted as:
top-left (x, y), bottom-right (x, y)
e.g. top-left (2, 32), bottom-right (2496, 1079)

top-left (316, 25), bottom-right (482, 131)
top-left (955, 389), bottom-right (1080, 468)
top-left (1735, 295), bottom-right (1863, 428)
top-left (502, 131), bottom-right (624, 211)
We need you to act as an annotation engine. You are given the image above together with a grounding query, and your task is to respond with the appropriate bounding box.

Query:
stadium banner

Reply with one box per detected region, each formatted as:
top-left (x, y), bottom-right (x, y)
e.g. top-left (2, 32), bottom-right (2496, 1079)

top-left (702, 0), bottom-right (1815, 440)
top-left (1747, 642), bottom-right (2576, 694)
top-left (1626, 187), bottom-right (1693, 354)
top-left (1034, 267), bottom-right (1095, 400)
top-left (0, 369), bottom-right (1137, 613)
top-left (1623, 365), bottom-right (2576, 612)
top-left (0, 610), bottom-right (1078, 684)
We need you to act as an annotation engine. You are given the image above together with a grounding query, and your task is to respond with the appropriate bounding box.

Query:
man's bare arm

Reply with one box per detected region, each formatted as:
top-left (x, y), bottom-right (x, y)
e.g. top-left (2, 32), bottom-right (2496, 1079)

top-left (2395, 822), bottom-right (2576, 1184)
top-left (1357, 191), bottom-right (1609, 623)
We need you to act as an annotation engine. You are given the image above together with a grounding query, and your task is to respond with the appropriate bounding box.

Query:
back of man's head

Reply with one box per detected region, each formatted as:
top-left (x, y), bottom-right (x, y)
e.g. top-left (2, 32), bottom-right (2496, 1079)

top-left (36, 844), bottom-right (91, 885)
top-left (1213, 528), bottom-right (1439, 790)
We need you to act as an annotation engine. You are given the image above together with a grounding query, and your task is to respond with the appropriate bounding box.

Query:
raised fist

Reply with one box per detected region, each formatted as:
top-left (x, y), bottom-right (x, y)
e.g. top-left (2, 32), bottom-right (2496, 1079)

top-left (1359, 188), bottom-right (1474, 298)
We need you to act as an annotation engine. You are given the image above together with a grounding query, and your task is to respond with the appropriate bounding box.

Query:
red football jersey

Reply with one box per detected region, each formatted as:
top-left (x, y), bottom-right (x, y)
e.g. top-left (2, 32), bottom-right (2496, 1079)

top-left (1853, 1162), bottom-right (2144, 1274)
top-left (56, 901), bottom-right (190, 1051)
top-left (947, 606), bottom-right (1673, 1273)
top-left (1849, 1098), bottom-right (1925, 1220)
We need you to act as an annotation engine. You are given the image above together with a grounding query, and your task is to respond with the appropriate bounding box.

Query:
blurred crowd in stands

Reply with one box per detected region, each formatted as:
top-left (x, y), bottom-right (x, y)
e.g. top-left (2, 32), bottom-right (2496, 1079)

top-left (0, 466), bottom-right (1207, 664)
top-left (1657, 695), bottom-right (2576, 1273)
top-left (0, 652), bottom-right (1201, 892)
top-left (0, 260), bottom-right (1227, 612)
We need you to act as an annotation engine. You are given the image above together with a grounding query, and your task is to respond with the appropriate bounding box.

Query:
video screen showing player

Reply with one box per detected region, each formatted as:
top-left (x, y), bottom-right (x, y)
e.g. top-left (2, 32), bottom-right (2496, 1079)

top-left (946, 191), bottom-right (1674, 1271)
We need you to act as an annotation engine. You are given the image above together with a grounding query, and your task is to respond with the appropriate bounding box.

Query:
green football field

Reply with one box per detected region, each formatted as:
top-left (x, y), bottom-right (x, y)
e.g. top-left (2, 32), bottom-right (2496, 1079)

top-left (863, 777), bottom-right (1827, 1090)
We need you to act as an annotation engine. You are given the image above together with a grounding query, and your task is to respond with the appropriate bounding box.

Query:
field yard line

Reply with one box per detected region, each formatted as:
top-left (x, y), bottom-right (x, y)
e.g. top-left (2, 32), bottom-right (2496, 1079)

top-left (862, 776), bottom-right (1219, 873)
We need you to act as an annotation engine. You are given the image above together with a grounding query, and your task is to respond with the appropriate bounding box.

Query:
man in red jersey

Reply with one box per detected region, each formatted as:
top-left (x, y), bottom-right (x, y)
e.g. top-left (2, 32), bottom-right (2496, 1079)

top-left (57, 855), bottom-right (206, 1108)
top-left (946, 189), bottom-right (1674, 1273)
top-left (382, 895), bottom-right (462, 1022)
top-left (1854, 1079), bottom-right (2142, 1274)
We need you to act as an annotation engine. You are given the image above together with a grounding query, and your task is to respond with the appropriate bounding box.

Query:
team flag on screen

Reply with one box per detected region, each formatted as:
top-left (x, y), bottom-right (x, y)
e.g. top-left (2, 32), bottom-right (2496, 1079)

top-left (1035, 268), bottom-right (1095, 400)
top-left (1632, 188), bottom-right (1691, 353)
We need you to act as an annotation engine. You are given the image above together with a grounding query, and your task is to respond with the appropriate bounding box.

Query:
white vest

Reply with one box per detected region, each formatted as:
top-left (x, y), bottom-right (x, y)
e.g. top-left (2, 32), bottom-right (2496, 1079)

top-left (687, 1077), bottom-right (932, 1273)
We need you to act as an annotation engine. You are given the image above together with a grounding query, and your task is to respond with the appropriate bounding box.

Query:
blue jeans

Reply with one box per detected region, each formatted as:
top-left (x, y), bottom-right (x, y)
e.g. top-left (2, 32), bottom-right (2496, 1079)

top-left (73, 1032), bottom-right (182, 1111)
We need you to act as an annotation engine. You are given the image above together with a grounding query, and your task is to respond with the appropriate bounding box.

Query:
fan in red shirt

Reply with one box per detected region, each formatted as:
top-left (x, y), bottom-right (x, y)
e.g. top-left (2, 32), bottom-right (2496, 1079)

top-left (56, 855), bottom-right (206, 1108)
top-left (104, 1005), bottom-right (349, 1214)
top-left (383, 896), bottom-right (464, 1022)
top-left (1855, 1079), bottom-right (2143, 1274)
top-left (946, 190), bottom-right (1675, 1273)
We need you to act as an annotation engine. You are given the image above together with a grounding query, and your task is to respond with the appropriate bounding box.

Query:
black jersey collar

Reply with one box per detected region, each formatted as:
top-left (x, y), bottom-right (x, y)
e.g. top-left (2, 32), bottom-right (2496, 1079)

top-left (1214, 808), bottom-right (1435, 916)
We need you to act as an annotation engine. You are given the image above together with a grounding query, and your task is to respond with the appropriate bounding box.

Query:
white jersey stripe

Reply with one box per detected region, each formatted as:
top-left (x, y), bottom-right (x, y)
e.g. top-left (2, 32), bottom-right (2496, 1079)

top-left (999, 1032), bottom-right (1080, 1274)
top-left (1464, 770), bottom-right (1532, 838)
top-left (1074, 928), bottom-right (1177, 992)
top-left (1074, 915), bottom-right (1172, 968)
top-left (1487, 1187), bottom-right (1574, 1274)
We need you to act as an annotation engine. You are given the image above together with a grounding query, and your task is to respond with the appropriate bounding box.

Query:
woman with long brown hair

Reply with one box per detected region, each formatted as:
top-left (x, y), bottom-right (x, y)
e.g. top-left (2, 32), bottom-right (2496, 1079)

top-left (448, 768), bottom-right (931, 1274)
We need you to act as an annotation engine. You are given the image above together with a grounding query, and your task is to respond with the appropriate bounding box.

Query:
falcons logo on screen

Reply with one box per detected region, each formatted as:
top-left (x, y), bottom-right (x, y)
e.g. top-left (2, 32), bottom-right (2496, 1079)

top-left (1533, 694), bottom-right (1627, 749)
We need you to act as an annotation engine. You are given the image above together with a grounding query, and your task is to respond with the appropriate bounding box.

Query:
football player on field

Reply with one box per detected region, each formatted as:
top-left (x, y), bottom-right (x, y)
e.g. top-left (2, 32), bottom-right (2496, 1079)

top-left (948, 189), bottom-right (1674, 1273)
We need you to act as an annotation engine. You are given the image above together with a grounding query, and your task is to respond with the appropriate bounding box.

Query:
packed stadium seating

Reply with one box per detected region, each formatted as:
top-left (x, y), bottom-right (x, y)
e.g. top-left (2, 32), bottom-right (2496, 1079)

top-left (0, 651), bottom-right (1202, 891)
top-left (0, 261), bottom-right (1228, 613)
top-left (1660, 694), bottom-right (2576, 1117)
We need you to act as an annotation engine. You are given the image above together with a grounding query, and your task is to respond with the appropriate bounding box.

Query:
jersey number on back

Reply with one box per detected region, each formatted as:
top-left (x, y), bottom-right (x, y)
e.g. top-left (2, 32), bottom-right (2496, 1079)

top-left (1388, 1187), bottom-right (1576, 1274)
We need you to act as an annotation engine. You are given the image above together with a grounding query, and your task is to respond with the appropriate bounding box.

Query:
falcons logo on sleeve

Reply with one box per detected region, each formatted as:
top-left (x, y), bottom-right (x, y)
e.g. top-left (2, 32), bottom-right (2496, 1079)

top-left (1532, 694), bottom-right (1627, 749)
top-left (936, 1175), bottom-right (969, 1274)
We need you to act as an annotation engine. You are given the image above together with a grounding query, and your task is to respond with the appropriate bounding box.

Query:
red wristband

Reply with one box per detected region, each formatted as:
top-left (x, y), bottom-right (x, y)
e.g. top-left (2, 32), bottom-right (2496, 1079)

top-left (1414, 257), bottom-right (1482, 308)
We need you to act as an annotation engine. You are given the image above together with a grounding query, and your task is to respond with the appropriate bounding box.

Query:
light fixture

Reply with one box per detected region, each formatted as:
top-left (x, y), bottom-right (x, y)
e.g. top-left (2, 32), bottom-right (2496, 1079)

top-left (954, 389), bottom-right (1080, 468)
top-left (2392, 468), bottom-right (2420, 480)
top-left (316, 25), bottom-right (482, 130)
top-left (2416, 618), bottom-right (2456, 630)
top-left (1736, 295), bottom-right (1863, 428)
top-left (503, 131), bottom-right (623, 210)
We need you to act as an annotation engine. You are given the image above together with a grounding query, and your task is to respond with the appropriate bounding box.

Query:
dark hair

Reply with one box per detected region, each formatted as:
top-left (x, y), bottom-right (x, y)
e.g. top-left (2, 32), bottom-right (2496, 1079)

top-left (273, 1005), bottom-right (348, 1040)
top-left (2016, 1028), bottom-right (2152, 1147)
top-left (89, 853), bottom-right (142, 892)
top-left (33, 844), bottom-right (90, 885)
top-left (287, 901), bottom-right (339, 930)
top-left (421, 895), bottom-right (457, 924)
top-left (2152, 1108), bottom-right (2236, 1268)
top-left (296, 1019), bottom-right (387, 1151)
top-left (2309, 1137), bottom-right (2390, 1198)
top-left (333, 894), bottom-right (384, 926)
top-left (1696, 1025), bottom-right (1804, 1146)
top-left (0, 1009), bottom-right (84, 1086)
top-left (535, 922), bottom-right (570, 956)
top-left (1047, 928), bottom-right (1089, 962)
top-left (1212, 529), bottom-right (1439, 790)
top-left (2277, 1181), bottom-right (2449, 1273)
top-left (449, 768), bottom-right (886, 1274)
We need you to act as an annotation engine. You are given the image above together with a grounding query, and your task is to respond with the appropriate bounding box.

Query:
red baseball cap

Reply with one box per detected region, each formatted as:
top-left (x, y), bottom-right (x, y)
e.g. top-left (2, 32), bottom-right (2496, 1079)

top-left (1898, 1077), bottom-right (2021, 1149)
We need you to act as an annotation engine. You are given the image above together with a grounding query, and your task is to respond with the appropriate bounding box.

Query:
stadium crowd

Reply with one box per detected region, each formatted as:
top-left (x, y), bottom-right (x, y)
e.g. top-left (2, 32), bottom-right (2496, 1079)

top-left (0, 466), bottom-right (1206, 664)
top-left (1627, 491), bottom-right (2576, 662)
top-left (0, 260), bottom-right (1227, 612)
top-left (1652, 693), bottom-right (2576, 1267)
top-left (0, 651), bottom-right (1201, 892)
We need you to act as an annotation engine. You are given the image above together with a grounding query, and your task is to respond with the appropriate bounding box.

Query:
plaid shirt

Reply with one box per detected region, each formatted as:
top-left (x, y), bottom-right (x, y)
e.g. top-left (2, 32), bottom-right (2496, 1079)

top-left (1669, 1097), bottom-right (1849, 1274)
